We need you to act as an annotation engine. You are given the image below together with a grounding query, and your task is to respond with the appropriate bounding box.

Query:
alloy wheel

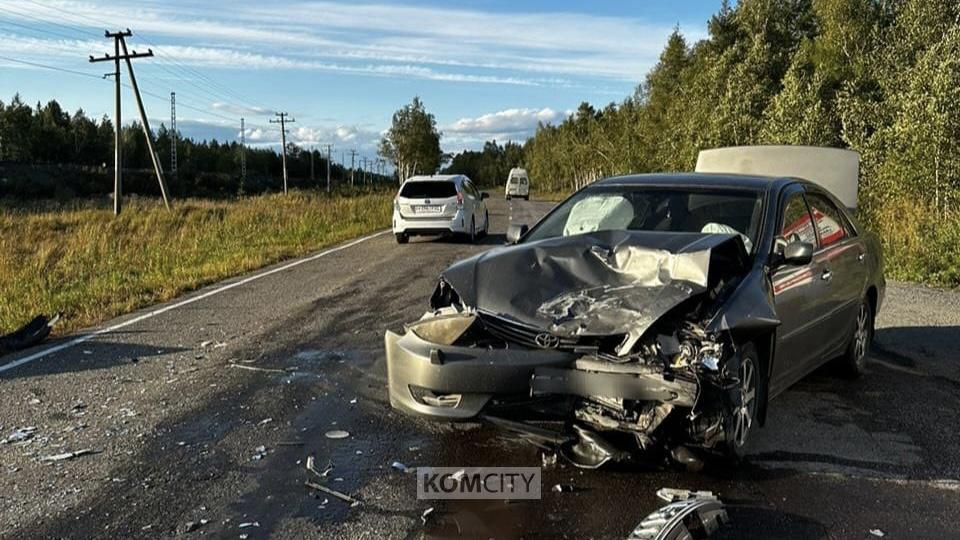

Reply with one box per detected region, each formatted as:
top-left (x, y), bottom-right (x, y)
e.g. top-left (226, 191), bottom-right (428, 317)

top-left (853, 303), bottom-right (870, 365)
top-left (733, 356), bottom-right (756, 448)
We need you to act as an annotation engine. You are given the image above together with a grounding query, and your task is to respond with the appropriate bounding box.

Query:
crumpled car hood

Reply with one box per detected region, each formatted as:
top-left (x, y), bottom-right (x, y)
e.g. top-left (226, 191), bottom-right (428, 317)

top-left (439, 230), bottom-right (748, 354)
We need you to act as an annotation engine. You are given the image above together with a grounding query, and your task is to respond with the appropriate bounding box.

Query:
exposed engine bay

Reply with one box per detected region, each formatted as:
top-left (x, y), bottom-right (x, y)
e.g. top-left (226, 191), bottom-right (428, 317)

top-left (387, 229), bottom-right (773, 467)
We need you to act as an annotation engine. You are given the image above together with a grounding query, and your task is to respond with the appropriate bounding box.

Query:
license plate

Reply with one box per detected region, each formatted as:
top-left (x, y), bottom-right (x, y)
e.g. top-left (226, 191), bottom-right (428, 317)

top-left (415, 205), bottom-right (442, 213)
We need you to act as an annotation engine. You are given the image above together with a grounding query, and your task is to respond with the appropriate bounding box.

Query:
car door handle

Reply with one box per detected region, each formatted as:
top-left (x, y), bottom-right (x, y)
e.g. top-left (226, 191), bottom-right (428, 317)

top-left (821, 269), bottom-right (833, 281)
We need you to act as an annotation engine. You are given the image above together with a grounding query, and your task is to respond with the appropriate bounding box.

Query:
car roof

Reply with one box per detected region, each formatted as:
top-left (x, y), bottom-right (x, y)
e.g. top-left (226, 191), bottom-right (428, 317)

top-left (594, 172), bottom-right (795, 191)
top-left (404, 174), bottom-right (461, 183)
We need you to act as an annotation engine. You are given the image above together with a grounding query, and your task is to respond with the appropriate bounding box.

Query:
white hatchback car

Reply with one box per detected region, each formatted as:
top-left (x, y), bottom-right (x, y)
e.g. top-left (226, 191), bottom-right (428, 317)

top-left (393, 175), bottom-right (490, 244)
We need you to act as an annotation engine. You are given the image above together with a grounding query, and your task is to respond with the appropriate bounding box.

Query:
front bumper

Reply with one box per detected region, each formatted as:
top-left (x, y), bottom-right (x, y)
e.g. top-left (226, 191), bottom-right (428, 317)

top-left (385, 330), bottom-right (698, 420)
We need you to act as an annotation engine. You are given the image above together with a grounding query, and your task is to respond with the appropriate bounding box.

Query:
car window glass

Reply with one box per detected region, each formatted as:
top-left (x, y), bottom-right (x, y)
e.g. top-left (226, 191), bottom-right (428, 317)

top-left (524, 187), bottom-right (763, 252)
top-left (780, 193), bottom-right (818, 246)
top-left (806, 193), bottom-right (851, 248)
top-left (399, 181), bottom-right (457, 199)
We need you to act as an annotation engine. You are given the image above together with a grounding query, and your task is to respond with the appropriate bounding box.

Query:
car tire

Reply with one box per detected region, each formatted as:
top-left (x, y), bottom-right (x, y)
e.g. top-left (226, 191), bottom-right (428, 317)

top-left (395, 233), bottom-right (408, 244)
top-left (506, 195), bottom-right (511, 201)
top-left (840, 298), bottom-right (873, 377)
top-left (480, 211), bottom-right (489, 237)
top-left (719, 342), bottom-right (759, 461)
top-left (524, 195), bottom-right (529, 201)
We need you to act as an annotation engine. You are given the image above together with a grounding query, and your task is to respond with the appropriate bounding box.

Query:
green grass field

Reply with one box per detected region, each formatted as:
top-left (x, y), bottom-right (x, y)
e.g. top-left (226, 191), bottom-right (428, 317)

top-left (0, 189), bottom-right (393, 335)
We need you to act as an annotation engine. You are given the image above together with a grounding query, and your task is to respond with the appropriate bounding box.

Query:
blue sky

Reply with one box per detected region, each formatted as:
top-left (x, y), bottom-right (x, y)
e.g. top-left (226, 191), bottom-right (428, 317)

top-left (0, 0), bottom-right (723, 164)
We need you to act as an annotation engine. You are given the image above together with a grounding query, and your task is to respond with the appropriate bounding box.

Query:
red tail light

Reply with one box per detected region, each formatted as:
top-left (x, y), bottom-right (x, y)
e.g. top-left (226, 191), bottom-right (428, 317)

top-left (456, 192), bottom-right (463, 207)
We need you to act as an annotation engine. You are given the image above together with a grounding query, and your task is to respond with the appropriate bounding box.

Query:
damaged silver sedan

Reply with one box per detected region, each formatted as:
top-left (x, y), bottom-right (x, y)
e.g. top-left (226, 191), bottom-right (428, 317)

top-left (385, 173), bottom-right (885, 466)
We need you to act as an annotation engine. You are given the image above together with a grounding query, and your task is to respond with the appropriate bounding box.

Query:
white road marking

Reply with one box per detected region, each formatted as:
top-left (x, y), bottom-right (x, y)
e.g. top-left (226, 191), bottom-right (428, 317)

top-left (0, 230), bottom-right (390, 374)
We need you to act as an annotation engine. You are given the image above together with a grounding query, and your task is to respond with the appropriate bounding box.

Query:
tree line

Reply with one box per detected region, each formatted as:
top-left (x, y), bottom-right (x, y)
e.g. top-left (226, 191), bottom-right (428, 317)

top-left (0, 95), bottom-right (387, 199)
top-left (517, 0), bottom-right (960, 284)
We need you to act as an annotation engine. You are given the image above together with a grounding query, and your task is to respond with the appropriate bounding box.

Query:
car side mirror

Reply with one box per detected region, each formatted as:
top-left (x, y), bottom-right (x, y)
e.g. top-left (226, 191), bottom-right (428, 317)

top-left (506, 223), bottom-right (528, 244)
top-left (782, 240), bottom-right (814, 266)
top-left (481, 192), bottom-right (489, 200)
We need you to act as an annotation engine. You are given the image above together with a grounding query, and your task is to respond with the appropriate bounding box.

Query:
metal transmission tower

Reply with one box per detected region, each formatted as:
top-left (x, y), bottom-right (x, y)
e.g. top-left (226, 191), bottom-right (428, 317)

top-left (90, 29), bottom-right (170, 214)
top-left (269, 112), bottom-right (295, 194)
top-left (170, 92), bottom-right (177, 177)
top-left (240, 117), bottom-right (247, 190)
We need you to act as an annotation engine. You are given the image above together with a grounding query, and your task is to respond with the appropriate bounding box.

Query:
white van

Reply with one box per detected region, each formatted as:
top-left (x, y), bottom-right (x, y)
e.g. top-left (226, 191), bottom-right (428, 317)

top-left (393, 175), bottom-right (489, 244)
top-left (505, 168), bottom-right (529, 200)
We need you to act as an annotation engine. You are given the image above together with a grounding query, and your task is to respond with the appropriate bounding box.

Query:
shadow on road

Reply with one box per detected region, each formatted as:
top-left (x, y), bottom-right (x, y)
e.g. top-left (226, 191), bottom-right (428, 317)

top-left (0, 339), bottom-right (188, 380)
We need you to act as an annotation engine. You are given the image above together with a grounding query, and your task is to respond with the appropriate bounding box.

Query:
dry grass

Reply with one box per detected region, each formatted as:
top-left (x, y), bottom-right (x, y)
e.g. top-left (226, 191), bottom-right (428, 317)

top-left (0, 189), bottom-right (393, 335)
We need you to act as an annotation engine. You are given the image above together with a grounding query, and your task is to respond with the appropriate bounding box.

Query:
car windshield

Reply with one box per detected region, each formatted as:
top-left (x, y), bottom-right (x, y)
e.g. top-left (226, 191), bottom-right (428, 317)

top-left (399, 181), bottom-right (457, 199)
top-left (523, 186), bottom-right (764, 252)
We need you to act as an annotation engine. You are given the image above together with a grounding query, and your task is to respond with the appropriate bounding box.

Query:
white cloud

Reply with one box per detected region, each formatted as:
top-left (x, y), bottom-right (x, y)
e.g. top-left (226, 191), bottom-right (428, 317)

top-left (446, 108), bottom-right (570, 137)
top-left (211, 102), bottom-right (271, 115)
top-left (0, 0), bottom-right (701, 83)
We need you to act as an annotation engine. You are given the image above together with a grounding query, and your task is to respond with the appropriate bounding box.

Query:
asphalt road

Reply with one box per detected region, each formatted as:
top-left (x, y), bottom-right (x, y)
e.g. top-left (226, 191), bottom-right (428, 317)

top-left (1, 197), bottom-right (958, 539)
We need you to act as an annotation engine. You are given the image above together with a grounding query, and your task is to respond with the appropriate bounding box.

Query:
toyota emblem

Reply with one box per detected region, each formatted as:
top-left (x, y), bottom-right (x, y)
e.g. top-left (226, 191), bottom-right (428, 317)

top-left (534, 332), bottom-right (561, 349)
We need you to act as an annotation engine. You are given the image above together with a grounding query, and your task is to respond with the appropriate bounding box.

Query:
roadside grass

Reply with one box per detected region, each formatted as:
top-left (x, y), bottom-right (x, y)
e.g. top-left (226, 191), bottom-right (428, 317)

top-left (0, 189), bottom-right (393, 335)
top-left (530, 189), bottom-right (572, 202)
top-left (867, 199), bottom-right (960, 286)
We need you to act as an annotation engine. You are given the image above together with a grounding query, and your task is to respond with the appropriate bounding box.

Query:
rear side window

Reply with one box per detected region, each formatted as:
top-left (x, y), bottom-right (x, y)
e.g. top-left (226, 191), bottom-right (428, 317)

top-left (780, 193), bottom-right (818, 246)
top-left (806, 193), bottom-right (853, 248)
top-left (400, 181), bottom-right (457, 199)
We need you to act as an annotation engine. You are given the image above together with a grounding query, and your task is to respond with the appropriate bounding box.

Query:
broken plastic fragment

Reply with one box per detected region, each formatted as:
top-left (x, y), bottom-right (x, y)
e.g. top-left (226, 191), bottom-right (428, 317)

top-left (628, 490), bottom-right (729, 540)
top-left (324, 430), bottom-right (350, 439)
top-left (1, 426), bottom-right (37, 444)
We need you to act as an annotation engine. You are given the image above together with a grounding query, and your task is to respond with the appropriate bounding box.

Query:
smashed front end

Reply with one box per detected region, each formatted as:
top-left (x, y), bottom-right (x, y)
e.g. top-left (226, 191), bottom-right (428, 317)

top-left (385, 230), bottom-right (772, 466)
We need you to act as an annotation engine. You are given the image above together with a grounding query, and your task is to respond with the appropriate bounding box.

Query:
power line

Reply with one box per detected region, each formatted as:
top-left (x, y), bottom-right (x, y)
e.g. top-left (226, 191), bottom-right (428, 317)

top-left (269, 112), bottom-right (295, 194)
top-left (90, 29), bottom-right (170, 214)
top-left (11, 1), bottom-right (274, 115)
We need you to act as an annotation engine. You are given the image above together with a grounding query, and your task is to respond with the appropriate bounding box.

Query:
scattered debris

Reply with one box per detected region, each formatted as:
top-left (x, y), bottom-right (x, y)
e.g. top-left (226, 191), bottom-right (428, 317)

top-left (551, 484), bottom-right (575, 493)
top-left (200, 340), bottom-right (214, 348)
top-left (391, 461), bottom-right (410, 473)
top-left (1, 426), bottom-right (37, 444)
top-left (656, 488), bottom-right (717, 503)
top-left (258, 418), bottom-right (273, 425)
top-left (541, 452), bottom-right (558, 467)
top-left (182, 520), bottom-right (206, 533)
top-left (306, 455), bottom-right (333, 478)
top-left (869, 529), bottom-right (885, 537)
top-left (628, 489), bottom-right (728, 540)
top-left (0, 313), bottom-right (60, 353)
top-left (28, 397), bottom-right (42, 405)
top-left (277, 441), bottom-right (305, 447)
top-left (238, 521), bottom-right (260, 529)
top-left (305, 481), bottom-right (361, 506)
top-left (421, 507), bottom-right (435, 524)
top-left (252, 445), bottom-right (268, 461)
top-left (324, 430), bottom-right (350, 440)
top-left (40, 449), bottom-right (97, 462)
top-left (229, 363), bottom-right (285, 374)
top-left (349, 398), bottom-right (358, 404)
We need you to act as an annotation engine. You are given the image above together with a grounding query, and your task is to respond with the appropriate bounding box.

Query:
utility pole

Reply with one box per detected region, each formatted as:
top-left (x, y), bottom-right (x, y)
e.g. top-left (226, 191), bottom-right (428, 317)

top-left (323, 144), bottom-right (332, 193)
top-left (349, 149), bottom-right (357, 187)
top-left (269, 112), bottom-right (295, 194)
top-left (239, 117), bottom-right (247, 191)
top-left (90, 29), bottom-right (170, 214)
top-left (170, 91), bottom-right (177, 178)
